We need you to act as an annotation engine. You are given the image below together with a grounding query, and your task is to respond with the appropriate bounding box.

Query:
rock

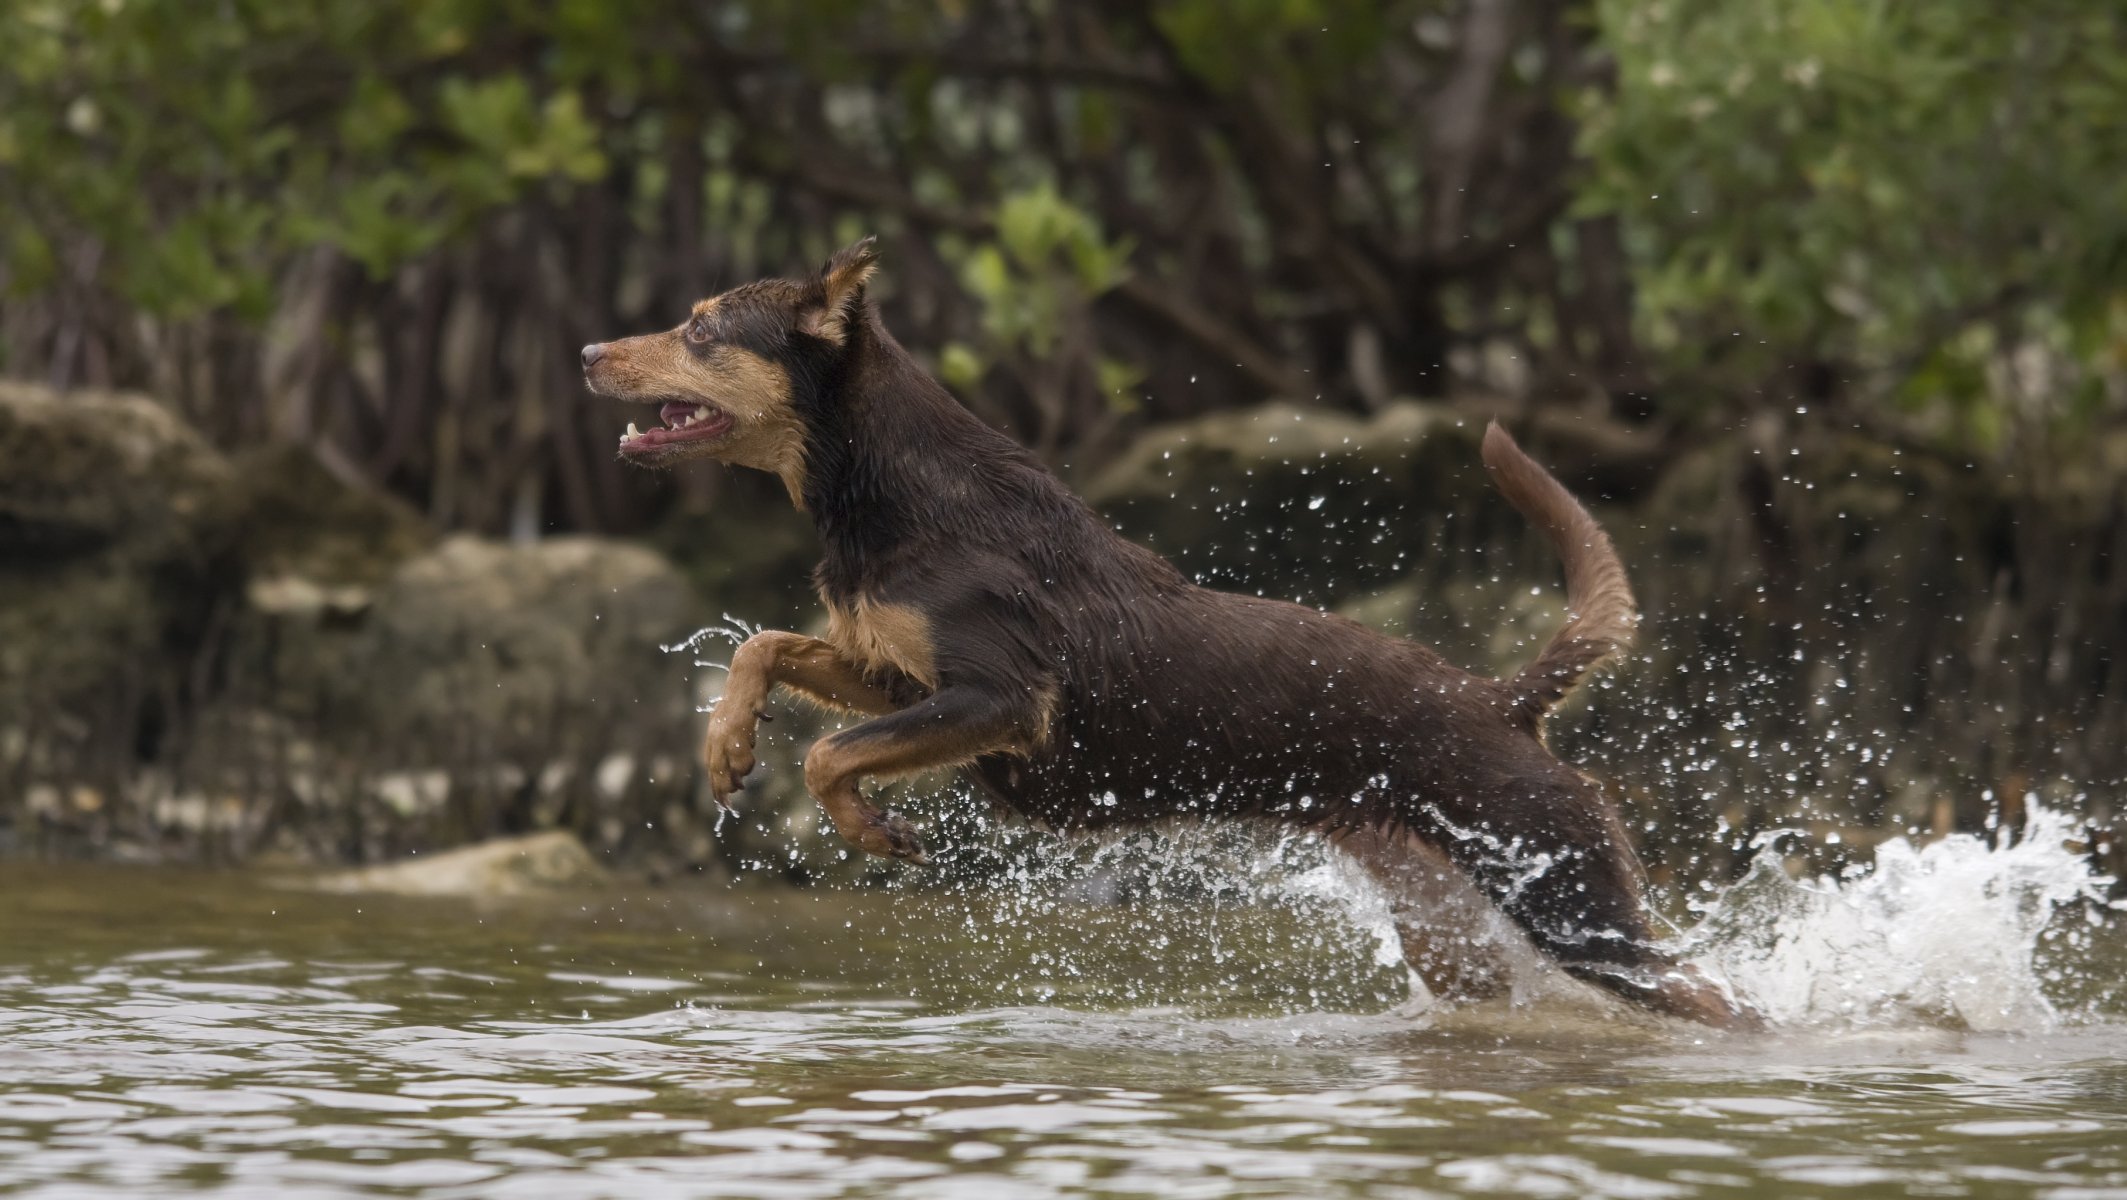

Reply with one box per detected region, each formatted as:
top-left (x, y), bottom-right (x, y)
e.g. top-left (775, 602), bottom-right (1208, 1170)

top-left (1085, 399), bottom-right (1636, 676)
top-left (305, 830), bottom-right (610, 896)
top-left (245, 574), bottom-right (374, 619)
top-left (227, 442), bottom-right (433, 587)
top-left (371, 769), bottom-right (451, 817)
top-left (187, 530), bottom-right (712, 865)
top-left (1083, 402), bottom-right (1461, 506)
top-left (0, 384), bottom-right (431, 791)
top-left (0, 380), bottom-right (236, 562)
top-left (341, 534), bottom-right (699, 755)
top-left (0, 383), bottom-right (242, 785)
top-left (0, 559), bottom-right (165, 721)
top-left (1334, 574), bottom-right (1566, 683)
top-left (217, 446), bottom-right (439, 721)
top-left (646, 478), bottom-right (820, 625)
top-left (0, 381), bottom-right (714, 867)
top-left (1083, 401), bottom-right (1486, 602)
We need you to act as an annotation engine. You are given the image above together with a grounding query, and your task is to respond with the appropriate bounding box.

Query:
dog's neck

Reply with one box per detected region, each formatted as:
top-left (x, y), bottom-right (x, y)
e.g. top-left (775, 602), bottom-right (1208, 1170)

top-left (800, 312), bottom-right (1035, 601)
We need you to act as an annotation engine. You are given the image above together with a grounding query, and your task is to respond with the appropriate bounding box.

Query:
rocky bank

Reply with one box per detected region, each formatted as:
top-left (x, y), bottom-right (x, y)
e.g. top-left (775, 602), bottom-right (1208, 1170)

top-left (0, 381), bottom-right (710, 870)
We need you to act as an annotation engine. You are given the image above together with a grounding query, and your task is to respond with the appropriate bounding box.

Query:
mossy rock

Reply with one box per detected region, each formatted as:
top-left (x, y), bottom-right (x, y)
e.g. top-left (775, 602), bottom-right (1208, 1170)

top-left (230, 443), bottom-right (435, 588)
top-left (0, 563), bottom-right (160, 737)
top-left (0, 381), bottom-right (236, 563)
top-left (1083, 401), bottom-right (1487, 602)
top-left (0, 384), bottom-right (242, 777)
top-left (303, 829), bottom-right (611, 897)
top-left (339, 534), bottom-right (700, 747)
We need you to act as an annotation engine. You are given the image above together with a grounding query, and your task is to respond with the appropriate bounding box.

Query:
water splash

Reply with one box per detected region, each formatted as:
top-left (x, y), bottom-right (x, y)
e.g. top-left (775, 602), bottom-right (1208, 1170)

top-left (1678, 802), bottom-right (2119, 1031)
top-left (663, 613), bottom-right (766, 663)
top-left (916, 798), bottom-right (2119, 1031)
top-left (667, 615), bottom-right (770, 828)
top-left (907, 818), bottom-right (1415, 1014)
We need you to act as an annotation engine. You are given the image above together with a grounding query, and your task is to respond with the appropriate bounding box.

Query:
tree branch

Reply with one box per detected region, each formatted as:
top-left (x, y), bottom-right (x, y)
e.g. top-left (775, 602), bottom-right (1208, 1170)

top-left (751, 147), bottom-right (1314, 401)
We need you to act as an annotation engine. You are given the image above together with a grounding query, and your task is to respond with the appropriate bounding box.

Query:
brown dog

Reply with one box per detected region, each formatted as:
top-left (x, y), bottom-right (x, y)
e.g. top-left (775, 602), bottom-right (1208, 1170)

top-left (583, 239), bottom-right (1755, 1028)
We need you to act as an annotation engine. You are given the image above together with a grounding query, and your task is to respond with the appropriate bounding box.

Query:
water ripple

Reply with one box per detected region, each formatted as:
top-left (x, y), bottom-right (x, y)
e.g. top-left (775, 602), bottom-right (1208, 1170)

top-left (0, 865), bottom-right (2123, 1197)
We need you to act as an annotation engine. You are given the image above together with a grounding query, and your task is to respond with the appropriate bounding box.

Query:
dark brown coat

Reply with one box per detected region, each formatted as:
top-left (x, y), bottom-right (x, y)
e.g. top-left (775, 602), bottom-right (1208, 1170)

top-left (583, 241), bottom-right (1756, 1028)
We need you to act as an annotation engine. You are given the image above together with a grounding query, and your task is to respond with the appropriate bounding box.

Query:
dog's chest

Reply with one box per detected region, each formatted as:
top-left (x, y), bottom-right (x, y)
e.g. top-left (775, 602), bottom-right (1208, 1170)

top-left (823, 596), bottom-right (939, 691)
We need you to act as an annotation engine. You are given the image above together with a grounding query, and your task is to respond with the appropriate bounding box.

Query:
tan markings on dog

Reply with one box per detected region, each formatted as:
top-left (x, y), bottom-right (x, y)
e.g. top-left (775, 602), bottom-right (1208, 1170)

top-left (728, 630), bottom-right (899, 717)
top-left (593, 330), bottom-right (808, 504)
top-left (825, 598), bottom-right (939, 691)
top-left (800, 240), bottom-right (879, 344)
top-left (767, 634), bottom-right (900, 716)
top-left (1024, 680), bottom-right (1061, 751)
top-left (707, 346), bottom-right (807, 503)
top-left (808, 724), bottom-right (991, 788)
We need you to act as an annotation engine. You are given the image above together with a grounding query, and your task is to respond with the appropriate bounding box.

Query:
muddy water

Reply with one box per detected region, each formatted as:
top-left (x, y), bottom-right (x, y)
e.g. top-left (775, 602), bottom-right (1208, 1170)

top-left (2, 862), bottom-right (2125, 1198)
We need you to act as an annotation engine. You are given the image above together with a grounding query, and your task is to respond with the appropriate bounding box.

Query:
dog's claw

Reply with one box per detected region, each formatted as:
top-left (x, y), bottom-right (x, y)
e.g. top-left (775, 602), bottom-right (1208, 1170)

top-left (870, 810), bottom-right (930, 865)
top-left (709, 750), bottom-right (753, 795)
top-left (702, 700), bottom-right (766, 807)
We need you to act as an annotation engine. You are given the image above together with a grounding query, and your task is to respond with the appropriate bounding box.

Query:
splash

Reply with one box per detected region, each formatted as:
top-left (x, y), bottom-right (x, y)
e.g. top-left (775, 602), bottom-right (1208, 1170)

top-left (663, 614), bottom-right (766, 664)
top-left (910, 819), bottom-right (1417, 1014)
top-left (1678, 802), bottom-right (2119, 1031)
top-left (920, 799), bottom-right (2119, 1031)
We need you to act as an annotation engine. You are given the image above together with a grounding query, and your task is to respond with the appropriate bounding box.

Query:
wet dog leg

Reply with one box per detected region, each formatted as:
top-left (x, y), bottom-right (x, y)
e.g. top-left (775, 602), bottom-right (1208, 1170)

top-left (1427, 775), bottom-right (1763, 1030)
top-left (705, 631), bottom-right (898, 805)
top-left (802, 684), bottom-right (1041, 864)
top-left (1335, 826), bottom-right (1533, 1003)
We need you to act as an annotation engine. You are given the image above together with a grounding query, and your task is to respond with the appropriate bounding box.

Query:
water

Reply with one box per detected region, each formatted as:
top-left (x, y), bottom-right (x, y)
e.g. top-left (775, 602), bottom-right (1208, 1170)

top-left (2, 823), bottom-right (2124, 1199)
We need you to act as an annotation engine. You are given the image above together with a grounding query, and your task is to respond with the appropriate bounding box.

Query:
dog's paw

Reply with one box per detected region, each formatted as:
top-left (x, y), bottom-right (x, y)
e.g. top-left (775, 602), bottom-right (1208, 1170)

top-left (701, 706), bottom-right (762, 803)
top-left (859, 809), bottom-right (931, 866)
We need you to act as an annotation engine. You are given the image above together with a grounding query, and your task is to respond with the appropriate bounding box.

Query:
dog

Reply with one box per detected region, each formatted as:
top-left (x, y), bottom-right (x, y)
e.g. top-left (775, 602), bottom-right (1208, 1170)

top-left (582, 238), bottom-right (1757, 1029)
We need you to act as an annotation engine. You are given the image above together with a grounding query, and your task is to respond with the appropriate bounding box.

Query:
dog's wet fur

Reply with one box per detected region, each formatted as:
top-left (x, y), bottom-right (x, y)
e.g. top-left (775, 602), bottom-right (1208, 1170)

top-left (583, 239), bottom-right (1759, 1029)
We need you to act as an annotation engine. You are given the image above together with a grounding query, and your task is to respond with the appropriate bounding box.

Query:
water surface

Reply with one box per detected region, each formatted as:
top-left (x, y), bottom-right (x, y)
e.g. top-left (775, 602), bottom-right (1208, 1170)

top-left (2, 860), bottom-right (2123, 1198)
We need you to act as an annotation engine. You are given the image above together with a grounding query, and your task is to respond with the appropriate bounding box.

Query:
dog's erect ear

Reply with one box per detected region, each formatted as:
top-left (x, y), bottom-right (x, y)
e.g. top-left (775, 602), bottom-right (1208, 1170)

top-left (799, 237), bottom-right (879, 345)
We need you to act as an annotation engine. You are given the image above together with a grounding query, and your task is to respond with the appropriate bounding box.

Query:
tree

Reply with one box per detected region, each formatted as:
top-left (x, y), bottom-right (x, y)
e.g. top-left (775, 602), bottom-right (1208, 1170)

top-left (2, 0), bottom-right (2120, 537)
top-left (1579, 0), bottom-right (2127, 447)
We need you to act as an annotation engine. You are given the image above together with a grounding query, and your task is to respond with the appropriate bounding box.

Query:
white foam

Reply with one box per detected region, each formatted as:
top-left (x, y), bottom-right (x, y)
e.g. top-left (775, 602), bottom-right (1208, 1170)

top-left (1679, 802), bottom-right (2118, 1030)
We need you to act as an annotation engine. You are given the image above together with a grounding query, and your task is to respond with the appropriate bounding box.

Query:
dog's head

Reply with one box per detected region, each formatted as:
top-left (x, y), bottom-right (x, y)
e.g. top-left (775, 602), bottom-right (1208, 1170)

top-left (581, 238), bottom-right (879, 498)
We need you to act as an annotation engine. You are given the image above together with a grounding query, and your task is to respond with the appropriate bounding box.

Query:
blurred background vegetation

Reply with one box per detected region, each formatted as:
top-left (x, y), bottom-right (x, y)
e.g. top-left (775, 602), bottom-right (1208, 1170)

top-left (3, 0), bottom-right (2124, 879)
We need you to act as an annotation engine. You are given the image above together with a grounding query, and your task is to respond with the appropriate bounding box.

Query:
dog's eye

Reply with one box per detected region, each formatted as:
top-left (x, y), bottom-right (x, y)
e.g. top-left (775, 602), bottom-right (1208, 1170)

top-left (685, 316), bottom-right (712, 344)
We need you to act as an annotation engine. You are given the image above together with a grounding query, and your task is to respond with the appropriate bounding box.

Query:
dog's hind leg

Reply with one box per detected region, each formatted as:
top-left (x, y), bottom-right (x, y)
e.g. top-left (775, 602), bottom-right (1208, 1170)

top-left (802, 683), bottom-right (1048, 864)
top-left (1425, 770), bottom-right (1763, 1029)
top-left (1334, 825), bottom-right (1542, 1004)
top-left (705, 631), bottom-right (899, 805)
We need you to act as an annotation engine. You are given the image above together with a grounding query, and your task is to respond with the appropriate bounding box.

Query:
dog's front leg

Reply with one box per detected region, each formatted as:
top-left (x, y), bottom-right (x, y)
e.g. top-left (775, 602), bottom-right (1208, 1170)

top-left (705, 631), bottom-right (898, 805)
top-left (801, 684), bottom-right (1041, 864)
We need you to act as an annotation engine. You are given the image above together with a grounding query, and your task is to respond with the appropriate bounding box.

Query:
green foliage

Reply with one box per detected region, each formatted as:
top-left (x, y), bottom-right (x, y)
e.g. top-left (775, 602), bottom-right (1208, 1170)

top-left (967, 183), bottom-right (1131, 355)
top-left (1157, 0), bottom-right (1398, 99)
top-left (0, 0), bottom-right (627, 304)
top-left (2, 0), bottom-right (2120, 469)
top-left (941, 184), bottom-right (1134, 401)
top-left (1581, 0), bottom-right (2127, 441)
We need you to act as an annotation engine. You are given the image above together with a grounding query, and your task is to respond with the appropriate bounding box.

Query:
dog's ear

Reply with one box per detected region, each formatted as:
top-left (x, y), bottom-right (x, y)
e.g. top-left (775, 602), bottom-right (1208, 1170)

top-left (799, 237), bottom-right (879, 345)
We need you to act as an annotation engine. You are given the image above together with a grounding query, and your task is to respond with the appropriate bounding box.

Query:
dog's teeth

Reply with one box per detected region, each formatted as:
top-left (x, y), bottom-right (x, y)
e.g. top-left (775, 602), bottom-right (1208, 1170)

top-left (693, 405), bottom-right (711, 423)
top-left (625, 422), bottom-right (639, 438)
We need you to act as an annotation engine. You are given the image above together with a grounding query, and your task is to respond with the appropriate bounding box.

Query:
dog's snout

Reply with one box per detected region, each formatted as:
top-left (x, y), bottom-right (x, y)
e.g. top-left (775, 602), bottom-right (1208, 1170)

top-left (580, 343), bottom-right (605, 369)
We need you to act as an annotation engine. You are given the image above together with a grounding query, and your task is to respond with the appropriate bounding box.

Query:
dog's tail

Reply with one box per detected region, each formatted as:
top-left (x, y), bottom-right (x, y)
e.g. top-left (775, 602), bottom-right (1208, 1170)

top-left (1480, 420), bottom-right (1638, 730)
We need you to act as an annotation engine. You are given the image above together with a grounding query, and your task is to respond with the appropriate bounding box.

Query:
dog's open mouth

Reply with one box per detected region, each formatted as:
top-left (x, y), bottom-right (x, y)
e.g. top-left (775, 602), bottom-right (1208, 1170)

top-left (619, 400), bottom-right (734, 455)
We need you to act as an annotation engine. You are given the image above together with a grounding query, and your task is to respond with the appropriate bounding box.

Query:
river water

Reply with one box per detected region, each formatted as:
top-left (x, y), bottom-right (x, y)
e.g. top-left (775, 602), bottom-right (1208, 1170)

top-left (2, 818), bottom-right (2124, 1198)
